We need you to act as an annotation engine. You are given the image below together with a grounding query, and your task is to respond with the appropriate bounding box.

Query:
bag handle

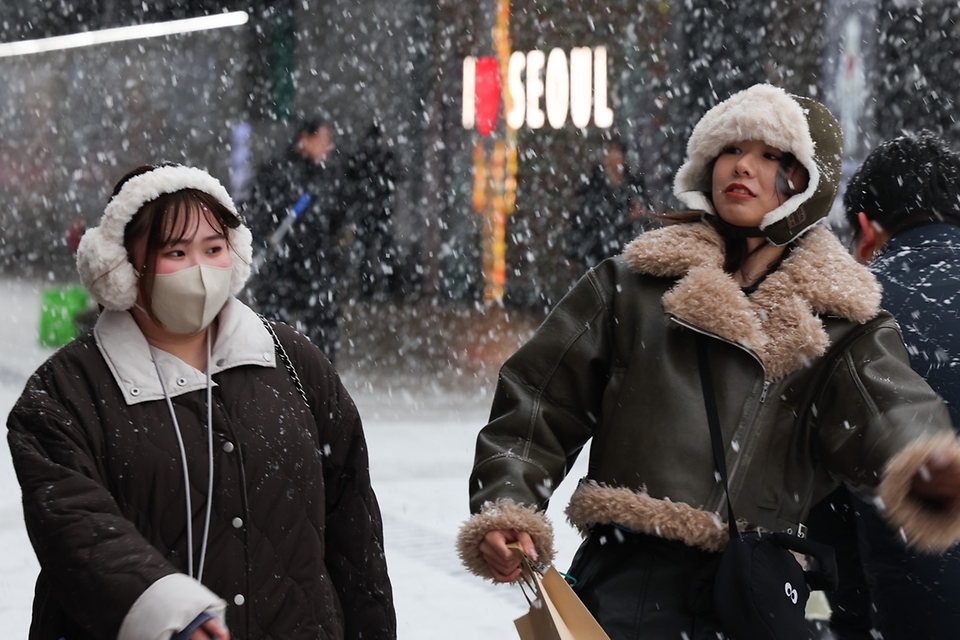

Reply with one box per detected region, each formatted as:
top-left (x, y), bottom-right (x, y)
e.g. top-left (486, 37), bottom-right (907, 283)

top-left (769, 532), bottom-right (839, 591)
top-left (695, 333), bottom-right (839, 591)
top-left (507, 543), bottom-right (543, 606)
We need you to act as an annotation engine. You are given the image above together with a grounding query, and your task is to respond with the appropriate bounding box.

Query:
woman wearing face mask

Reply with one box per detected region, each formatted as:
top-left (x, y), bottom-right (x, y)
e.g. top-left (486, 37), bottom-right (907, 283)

top-left (457, 84), bottom-right (960, 638)
top-left (7, 164), bottom-right (396, 640)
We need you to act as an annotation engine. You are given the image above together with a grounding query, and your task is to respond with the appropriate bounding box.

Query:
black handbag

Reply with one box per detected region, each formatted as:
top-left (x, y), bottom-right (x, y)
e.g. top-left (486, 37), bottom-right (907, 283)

top-left (696, 334), bottom-right (838, 640)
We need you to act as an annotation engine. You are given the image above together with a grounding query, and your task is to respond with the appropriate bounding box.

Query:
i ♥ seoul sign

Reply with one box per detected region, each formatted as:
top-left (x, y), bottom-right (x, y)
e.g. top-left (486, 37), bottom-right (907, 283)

top-left (463, 46), bottom-right (614, 135)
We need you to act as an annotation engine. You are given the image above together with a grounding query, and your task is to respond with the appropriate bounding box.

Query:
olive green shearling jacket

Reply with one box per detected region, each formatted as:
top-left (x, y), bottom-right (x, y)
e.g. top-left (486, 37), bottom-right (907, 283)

top-left (458, 221), bottom-right (960, 579)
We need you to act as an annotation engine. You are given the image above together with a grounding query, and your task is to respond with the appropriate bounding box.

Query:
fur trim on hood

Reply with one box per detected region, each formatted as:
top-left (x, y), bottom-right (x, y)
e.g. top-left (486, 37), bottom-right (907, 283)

top-left (673, 84), bottom-right (843, 245)
top-left (76, 165), bottom-right (253, 311)
top-left (624, 221), bottom-right (881, 380)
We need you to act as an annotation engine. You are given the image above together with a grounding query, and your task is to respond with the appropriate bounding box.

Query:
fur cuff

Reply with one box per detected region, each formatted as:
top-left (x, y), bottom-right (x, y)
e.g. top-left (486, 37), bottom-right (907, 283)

top-left (456, 499), bottom-right (555, 580)
top-left (877, 431), bottom-right (960, 552)
top-left (565, 480), bottom-right (740, 553)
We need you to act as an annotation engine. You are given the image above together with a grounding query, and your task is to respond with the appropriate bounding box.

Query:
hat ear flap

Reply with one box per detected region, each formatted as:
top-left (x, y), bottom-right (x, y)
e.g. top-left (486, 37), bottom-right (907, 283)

top-left (76, 226), bottom-right (140, 311)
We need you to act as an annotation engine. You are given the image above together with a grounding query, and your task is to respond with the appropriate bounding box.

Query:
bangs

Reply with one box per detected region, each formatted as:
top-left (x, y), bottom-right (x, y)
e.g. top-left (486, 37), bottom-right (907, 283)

top-left (157, 190), bottom-right (237, 246)
top-left (123, 188), bottom-right (241, 320)
top-left (160, 201), bottom-right (219, 247)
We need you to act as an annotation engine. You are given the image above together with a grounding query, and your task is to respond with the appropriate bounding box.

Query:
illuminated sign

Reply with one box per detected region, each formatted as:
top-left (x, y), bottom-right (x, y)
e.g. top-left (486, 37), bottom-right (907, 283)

top-left (463, 46), bottom-right (613, 133)
top-left (0, 12), bottom-right (249, 58)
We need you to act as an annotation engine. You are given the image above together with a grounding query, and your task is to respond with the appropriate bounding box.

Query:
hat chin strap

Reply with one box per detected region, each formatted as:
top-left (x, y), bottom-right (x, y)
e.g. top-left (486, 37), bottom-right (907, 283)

top-left (714, 215), bottom-right (768, 239)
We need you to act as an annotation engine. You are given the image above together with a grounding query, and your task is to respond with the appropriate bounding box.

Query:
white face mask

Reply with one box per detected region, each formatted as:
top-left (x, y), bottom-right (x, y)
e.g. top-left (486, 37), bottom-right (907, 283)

top-left (149, 264), bottom-right (233, 334)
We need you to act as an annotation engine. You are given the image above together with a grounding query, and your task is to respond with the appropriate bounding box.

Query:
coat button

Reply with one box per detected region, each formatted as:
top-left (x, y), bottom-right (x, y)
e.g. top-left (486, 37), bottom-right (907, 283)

top-left (232, 517), bottom-right (243, 529)
top-left (234, 594), bottom-right (245, 606)
top-left (262, 352), bottom-right (271, 361)
top-left (222, 441), bottom-right (235, 453)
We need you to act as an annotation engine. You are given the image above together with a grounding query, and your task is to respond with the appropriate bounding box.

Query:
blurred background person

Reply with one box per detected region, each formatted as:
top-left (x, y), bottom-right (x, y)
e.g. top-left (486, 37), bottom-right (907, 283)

top-left (807, 131), bottom-right (960, 640)
top-left (565, 136), bottom-right (653, 277)
top-left (244, 118), bottom-right (348, 363)
top-left (343, 121), bottom-right (400, 301)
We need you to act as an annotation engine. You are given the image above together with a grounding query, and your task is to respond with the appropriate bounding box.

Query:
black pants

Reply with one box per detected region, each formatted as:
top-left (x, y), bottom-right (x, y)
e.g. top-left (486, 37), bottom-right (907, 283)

top-left (567, 525), bottom-right (728, 639)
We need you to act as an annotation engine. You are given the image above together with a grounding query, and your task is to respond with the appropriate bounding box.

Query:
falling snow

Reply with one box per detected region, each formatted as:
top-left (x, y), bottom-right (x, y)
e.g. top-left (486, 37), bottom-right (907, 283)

top-left (2, 0), bottom-right (957, 635)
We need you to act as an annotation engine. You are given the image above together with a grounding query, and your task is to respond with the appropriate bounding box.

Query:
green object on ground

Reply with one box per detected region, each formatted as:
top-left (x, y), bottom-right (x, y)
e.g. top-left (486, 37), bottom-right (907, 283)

top-left (38, 285), bottom-right (90, 347)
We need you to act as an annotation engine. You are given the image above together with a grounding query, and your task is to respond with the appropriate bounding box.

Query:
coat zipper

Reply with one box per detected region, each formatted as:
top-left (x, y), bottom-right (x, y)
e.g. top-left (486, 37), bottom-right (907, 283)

top-left (724, 379), bottom-right (770, 500)
top-left (669, 315), bottom-right (769, 517)
top-left (759, 380), bottom-right (770, 404)
top-left (669, 316), bottom-right (766, 371)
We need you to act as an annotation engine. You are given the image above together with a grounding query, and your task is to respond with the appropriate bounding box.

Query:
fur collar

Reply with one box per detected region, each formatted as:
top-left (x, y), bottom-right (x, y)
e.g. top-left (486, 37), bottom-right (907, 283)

top-left (623, 222), bottom-right (882, 380)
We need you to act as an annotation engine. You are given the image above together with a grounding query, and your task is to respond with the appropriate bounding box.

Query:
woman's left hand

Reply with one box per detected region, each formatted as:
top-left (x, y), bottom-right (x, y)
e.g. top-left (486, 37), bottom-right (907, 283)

top-left (910, 450), bottom-right (960, 510)
top-left (189, 619), bottom-right (229, 640)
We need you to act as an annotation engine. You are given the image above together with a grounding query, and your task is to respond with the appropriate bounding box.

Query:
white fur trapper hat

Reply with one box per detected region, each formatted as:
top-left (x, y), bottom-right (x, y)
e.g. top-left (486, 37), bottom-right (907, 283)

top-left (76, 165), bottom-right (253, 311)
top-left (673, 83), bottom-right (842, 246)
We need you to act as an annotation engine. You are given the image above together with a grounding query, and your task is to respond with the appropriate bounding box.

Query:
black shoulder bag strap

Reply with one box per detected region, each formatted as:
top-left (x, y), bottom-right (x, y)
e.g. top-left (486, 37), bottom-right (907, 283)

top-left (695, 333), bottom-right (838, 591)
top-left (695, 333), bottom-right (740, 543)
top-left (258, 314), bottom-right (311, 409)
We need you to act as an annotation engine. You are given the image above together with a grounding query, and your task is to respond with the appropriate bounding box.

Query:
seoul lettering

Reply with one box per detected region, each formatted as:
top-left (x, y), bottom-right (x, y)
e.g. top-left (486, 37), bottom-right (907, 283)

top-left (463, 46), bottom-right (613, 133)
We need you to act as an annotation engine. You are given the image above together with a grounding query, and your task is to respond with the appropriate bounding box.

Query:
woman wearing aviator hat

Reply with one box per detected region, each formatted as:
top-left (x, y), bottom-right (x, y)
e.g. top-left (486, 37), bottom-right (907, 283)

top-left (457, 83), bottom-right (960, 638)
top-left (7, 164), bottom-right (395, 639)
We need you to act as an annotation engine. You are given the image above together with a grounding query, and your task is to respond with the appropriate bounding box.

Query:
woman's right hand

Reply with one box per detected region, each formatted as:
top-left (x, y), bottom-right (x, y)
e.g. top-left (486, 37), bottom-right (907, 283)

top-left (479, 529), bottom-right (538, 582)
top-left (189, 619), bottom-right (229, 640)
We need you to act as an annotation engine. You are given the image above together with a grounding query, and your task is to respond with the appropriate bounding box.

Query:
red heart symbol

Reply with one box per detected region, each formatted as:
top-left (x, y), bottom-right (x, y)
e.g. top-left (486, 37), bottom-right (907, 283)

top-left (474, 56), bottom-right (500, 136)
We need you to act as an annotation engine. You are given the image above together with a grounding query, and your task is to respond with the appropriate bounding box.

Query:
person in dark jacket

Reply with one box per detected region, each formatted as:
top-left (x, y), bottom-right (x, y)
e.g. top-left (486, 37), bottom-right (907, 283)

top-left (7, 164), bottom-right (395, 640)
top-left (565, 136), bottom-right (652, 276)
top-left (245, 119), bottom-right (348, 363)
top-left (807, 131), bottom-right (960, 640)
top-left (456, 85), bottom-right (960, 639)
top-left (342, 122), bottom-right (399, 300)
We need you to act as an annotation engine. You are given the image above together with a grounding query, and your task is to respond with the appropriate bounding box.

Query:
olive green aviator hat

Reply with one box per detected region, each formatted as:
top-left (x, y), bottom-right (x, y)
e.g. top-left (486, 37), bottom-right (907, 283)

top-left (673, 83), bottom-right (843, 246)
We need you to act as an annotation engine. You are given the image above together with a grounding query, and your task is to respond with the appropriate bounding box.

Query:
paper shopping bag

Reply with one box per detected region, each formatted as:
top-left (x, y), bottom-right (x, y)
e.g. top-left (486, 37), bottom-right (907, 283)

top-left (509, 544), bottom-right (609, 640)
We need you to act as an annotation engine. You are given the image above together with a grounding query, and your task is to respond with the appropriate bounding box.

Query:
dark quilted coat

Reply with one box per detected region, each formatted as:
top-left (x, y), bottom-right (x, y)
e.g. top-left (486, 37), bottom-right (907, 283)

top-left (7, 320), bottom-right (395, 639)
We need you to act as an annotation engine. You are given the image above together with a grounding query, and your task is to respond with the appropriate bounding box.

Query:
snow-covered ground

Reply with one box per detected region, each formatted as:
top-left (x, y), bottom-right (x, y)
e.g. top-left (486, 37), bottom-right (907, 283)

top-left (0, 276), bottom-right (588, 638)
